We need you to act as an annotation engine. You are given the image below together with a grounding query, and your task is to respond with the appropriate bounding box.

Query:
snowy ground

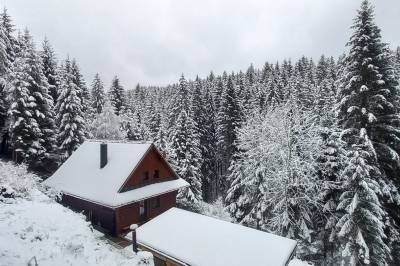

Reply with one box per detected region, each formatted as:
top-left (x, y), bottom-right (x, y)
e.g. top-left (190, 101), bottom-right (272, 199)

top-left (0, 160), bottom-right (152, 266)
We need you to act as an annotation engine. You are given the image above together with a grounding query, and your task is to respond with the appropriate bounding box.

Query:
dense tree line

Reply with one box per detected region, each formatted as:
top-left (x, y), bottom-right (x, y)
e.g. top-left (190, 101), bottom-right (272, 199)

top-left (1, 1), bottom-right (400, 264)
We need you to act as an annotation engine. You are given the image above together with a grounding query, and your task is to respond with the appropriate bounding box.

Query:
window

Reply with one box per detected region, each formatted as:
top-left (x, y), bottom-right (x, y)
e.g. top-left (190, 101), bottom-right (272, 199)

top-left (142, 171), bottom-right (149, 182)
top-left (139, 200), bottom-right (145, 215)
top-left (152, 196), bottom-right (160, 209)
top-left (154, 170), bottom-right (160, 179)
top-left (153, 256), bottom-right (166, 266)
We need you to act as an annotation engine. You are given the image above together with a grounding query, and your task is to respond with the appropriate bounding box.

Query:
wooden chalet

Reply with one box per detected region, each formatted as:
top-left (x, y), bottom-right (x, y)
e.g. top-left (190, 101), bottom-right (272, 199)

top-left (44, 141), bottom-right (188, 236)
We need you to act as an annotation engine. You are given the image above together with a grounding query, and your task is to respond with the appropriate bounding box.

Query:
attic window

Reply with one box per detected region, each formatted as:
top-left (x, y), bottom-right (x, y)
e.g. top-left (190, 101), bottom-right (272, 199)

top-left (154, 170), bottom-right (160, 179)
top-left (143, 171), bottom-right (149, 182)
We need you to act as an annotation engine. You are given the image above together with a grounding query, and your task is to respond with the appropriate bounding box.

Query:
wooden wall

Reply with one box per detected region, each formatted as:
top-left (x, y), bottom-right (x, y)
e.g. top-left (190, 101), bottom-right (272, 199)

top-left (115, 191), bottom-right (177, 235)
top-left (61, 194), bottom-right (116, 234)
top-left (122, 146), bottom-right (177, 190)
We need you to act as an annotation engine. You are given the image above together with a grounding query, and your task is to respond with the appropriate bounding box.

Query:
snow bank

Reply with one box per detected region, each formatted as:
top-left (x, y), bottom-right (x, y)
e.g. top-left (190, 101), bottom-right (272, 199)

top-left (0, 160), bottom-right (152, 266)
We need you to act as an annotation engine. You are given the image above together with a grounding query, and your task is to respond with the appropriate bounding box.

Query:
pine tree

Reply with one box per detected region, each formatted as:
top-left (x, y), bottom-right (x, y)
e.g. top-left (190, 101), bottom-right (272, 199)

top-left (0, 8), bottom-right (16, 130)
top-left (91, 73), bottom-right (105, 114)
top-left (40, 38), bottom-right (59, 104)
top-left (109, 75), bottom-right (125, 115)
top-left (395, 46), bottom-right (400, 78)
top-left (0, 21), bottom-right (9, 129)
top-left (171, 74), bottom-right (190, 122)
top-left (55, 58), bottom-right (86, 159)
top-left (1, 8), bottom-right (16, 69)
top-left (316, 126), bottom-right (346, 263)
top-left (192, 77), bottom-right (217, 201)
top-left (71, 59), bottom-right (90, 113)
top-left (336, 129), bottom-right (389, 265)
top-left (125, 110), bottom-right (147, 141)
top-left (336, 1), bottom-right (400, 264)
top-left (170, 109), bottom-right (202, 203)
top-left (216, 76), bottom-right (241, 194)
top-left (337, 1), bottom-right (400, 183)
top-left (8, 30), bottom-right (55, 167)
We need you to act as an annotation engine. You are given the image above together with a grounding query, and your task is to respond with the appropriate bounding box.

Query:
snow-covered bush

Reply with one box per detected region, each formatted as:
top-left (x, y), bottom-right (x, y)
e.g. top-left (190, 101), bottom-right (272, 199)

top-left (177, 197), bottom-right (232, 222)
top-left (89, 101), bottom-right (126, 140)
top-left (0, 160), bottom-right (45, 202)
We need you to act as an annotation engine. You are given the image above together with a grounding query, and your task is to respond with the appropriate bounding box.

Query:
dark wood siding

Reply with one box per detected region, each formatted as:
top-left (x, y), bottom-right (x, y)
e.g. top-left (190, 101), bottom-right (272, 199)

top-left (147, 191), bottom-right (177, 219)
top-left (122, 146), bottom-right (177, 190)
top-left (61, 194), bottom-right (116, 235)
top-left (115, 191), bottom-right (177, 235)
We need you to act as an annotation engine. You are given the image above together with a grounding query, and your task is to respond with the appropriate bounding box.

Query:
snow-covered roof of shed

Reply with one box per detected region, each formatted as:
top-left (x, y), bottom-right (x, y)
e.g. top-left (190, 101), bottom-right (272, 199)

top-left (43, 141), bottom-right (188, 208)
top-left (136, 208), bottom-right (297, 266)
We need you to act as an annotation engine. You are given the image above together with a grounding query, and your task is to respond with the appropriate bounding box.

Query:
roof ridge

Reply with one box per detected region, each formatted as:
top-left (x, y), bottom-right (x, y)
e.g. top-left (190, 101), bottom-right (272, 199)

top-left (86, 139), bottom-right (153, 144)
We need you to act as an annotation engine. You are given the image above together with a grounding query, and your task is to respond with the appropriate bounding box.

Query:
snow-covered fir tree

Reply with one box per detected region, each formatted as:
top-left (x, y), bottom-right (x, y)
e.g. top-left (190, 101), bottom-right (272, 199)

top-left (109, 75), bottom-right (125, 116)
top-left (0, 19), bottom-right (9, 129)
top-left (216, 76), bottom-right (241, 194)
top-left (0, 8), bottom-right (16, 130)
top-left (71, 59), bottom-right (90, 114)
top-left (90, 73), bottom-right (105, 114)
top-left (8, 29), bottom-right (56, 168)
top-left (336, 128), bottom-right (389, 265)
top-left (336, 1), bottom-right (400, 263)
top-left (55, 58), bottom-right (86, 159)
top-left (169, 108), bottom-right (202, 203)
top-left (40, 38), bottom-right (59, 104)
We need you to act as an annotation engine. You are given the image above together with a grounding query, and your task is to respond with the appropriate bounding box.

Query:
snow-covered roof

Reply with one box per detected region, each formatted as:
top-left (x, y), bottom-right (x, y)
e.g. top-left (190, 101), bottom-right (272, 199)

top-left (44, 141), bottom-right (188, 208)
top-left (136, 208), bottom-right (297, 266)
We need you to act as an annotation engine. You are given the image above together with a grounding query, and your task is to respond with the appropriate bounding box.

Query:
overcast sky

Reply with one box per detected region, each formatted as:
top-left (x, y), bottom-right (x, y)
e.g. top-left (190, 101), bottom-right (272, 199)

top-left (0, 0), bottom-right (399, 88)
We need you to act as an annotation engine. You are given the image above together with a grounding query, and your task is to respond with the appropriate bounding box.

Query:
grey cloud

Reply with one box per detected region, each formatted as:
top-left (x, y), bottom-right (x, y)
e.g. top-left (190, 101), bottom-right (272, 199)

top-left (0, 0), bottom-right (399, 88)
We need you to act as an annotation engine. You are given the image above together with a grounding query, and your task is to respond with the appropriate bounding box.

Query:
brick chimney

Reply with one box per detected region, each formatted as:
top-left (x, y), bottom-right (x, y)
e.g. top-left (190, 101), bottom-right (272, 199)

top-left (100, 143), bottom-right (107, 168)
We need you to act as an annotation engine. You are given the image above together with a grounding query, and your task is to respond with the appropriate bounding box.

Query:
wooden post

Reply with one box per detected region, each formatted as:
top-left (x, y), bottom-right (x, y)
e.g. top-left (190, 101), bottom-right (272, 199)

top-left (130, 224), bottom-right (139, 253)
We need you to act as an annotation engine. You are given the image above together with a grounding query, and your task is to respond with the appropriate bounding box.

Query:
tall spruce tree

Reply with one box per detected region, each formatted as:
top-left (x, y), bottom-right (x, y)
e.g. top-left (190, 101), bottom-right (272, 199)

top-left (55, 58), bottom-right (86, 159)
top-left (337, 0), bottom-right (400, 182)
top-left (0, 20), bottom-right (9, 129)
top-left (8, 30), bottom-right (55, 167)
top-left (336, 1), bottom-right (400, 264)
top-left (109, 75), bottom-right (125, 116)
top-left (169, 109), bottom-right (202, 203)
top-left (91, 73), bottom-right (105, 114)
top-left (336, 129), bottom-right (389, 265)
top-left (71, 59), bottom-right (90, 114)
top-left (40, 38), bottom-right (59, 104)
top-left (0, 8), bottom-right (16, 131)
top-left (1, 8), bottom-right (16, 69)
top-left (216, 76), bottom-right (241, 194)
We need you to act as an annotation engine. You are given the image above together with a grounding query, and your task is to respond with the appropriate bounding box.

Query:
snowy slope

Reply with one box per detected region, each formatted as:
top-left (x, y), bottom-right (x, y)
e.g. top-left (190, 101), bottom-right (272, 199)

top-left (0, 160), bottom-right (152, 266)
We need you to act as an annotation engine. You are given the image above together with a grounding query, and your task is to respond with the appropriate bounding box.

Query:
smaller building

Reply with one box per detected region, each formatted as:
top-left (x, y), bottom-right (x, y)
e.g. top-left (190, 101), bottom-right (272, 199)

top-left (44, 141), bottom-right (188, 236)
top-left (136, 208), bottom-right (297, 266)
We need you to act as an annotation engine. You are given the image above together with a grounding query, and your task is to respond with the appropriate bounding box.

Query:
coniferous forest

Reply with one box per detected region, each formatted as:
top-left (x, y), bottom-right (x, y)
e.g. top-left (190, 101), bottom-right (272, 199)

top-left (1, 1), bottom-right (400, 265)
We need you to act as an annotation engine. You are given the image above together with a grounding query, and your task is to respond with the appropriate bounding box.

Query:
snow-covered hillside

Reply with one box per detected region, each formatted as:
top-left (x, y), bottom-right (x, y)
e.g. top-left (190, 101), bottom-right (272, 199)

top-left (0, 160), bottom-right (152, 266)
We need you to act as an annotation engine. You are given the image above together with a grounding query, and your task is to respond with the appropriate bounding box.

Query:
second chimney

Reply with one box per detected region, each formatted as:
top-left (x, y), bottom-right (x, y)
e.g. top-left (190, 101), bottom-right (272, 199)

top-left (100, 143), bottom-right (107, 168)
